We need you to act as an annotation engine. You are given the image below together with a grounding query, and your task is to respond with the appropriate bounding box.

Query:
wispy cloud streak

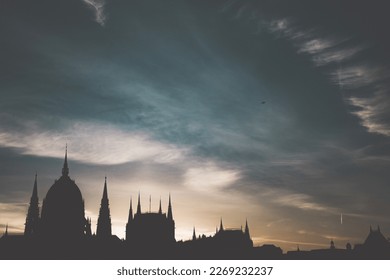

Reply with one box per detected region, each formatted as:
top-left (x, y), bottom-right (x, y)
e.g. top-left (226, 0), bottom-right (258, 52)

top-left (82, 0), bottom-right (107, 26)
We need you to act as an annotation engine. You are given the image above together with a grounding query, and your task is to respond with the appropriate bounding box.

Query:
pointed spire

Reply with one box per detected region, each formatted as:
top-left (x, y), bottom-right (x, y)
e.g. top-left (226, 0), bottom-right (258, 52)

top-left (96, 177), bottom-right (112, 237)
top-left (167, 193), bottom-right (173, 221)
top-left (102, 177), bottom-right (108, 201)
top-left (244, 219), bottom-right (250, 238)
top-left (24, 173), bottom-right (40, 236)
top-left (219, 218), bottom-right (224, 232)
top-left (5, 224), bottom-right (8, 236)
top-left (32, 173), bottom-right (38, 199)
top-left (192, 227), bottom-right (196, 241)
top-left (128, 197), bottom-right (133, 222)
top-left (62, 144), bottom-right (69, 176)
top-left (136, 192), bottom-right (141, 214)
top-left (158, 197), bottom-right (162, 214)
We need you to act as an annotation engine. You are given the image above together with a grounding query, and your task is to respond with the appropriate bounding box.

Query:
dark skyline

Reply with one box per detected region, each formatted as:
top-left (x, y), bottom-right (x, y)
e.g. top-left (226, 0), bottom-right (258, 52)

top-left (1, 0), bottom-right (390, 251)
top-left (1, 153), bottom-right (389, 260)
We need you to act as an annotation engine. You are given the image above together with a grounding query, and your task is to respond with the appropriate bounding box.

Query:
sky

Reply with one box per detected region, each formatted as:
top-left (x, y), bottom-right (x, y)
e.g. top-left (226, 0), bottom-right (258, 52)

top-left (1, 0), bottom-right (390, 252)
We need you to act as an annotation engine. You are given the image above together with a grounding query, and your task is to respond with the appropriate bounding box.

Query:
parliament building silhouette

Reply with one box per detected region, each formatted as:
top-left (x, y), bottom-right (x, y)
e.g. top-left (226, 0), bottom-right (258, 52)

top-left (1, 148), bottom-right (390, 259)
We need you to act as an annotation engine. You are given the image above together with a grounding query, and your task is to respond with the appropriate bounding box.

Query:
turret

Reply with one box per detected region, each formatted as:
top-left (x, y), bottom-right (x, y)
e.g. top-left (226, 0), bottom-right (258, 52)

top-left (158, 197), bottom-right (162, 215)
top-left (244, 219), bottom-right (250, 239)
top-left (24, 173), bottom-right (40, 236)
top-left (219, 218), bottom-right (224, 232)
top-left (96, 177), bottom-right (112, 238)
top-left (4, 224), bottom-right (8, 237)
top-left (136, 192), bottom-right (141, 215)
top-left (128, 197), bottom-right (133, 222)
top-left (167, 194), bottom-right (173, 221)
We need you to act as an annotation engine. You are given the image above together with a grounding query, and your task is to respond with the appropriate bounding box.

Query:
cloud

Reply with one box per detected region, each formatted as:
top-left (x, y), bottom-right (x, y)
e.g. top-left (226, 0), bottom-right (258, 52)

top-left (262, 188), bottom-right (338, 213)
top-left (0, 121), bottom-right (187, 165)
top-left (81, 0), bottom-right (107, 26)
top-left (311, 46), bottom-right (364, 66)
top-left (0, 120), bottom-right (244, 195)
top-left (348, 93), bottom-right (390, 136)
top-left (183, 161), bottom-right (240, 192)
top-left (332, 65), bottom-right (388, 89)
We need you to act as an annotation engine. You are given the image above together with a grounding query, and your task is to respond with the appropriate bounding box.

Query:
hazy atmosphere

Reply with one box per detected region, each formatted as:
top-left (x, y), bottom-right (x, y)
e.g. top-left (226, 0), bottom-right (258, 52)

top-left (1, 0), bottom-right (390, 251)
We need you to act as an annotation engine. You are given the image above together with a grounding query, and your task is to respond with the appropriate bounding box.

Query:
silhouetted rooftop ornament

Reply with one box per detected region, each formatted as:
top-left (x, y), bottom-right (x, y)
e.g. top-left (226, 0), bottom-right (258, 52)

top-left (62, 144), bottom-right (69, 177)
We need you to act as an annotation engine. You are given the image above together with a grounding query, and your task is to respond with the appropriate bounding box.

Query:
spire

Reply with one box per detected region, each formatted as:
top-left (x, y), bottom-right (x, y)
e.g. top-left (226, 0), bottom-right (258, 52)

top-left (96, 177), bottom-right (112, 237)
top-left (244, 219), bottom-right (250, 238)
top-left (32, 173), bottom-right (38, 200)
top-left (62, 144), bottom-right (69, 176)
top-left (4, 224), bottom-right (8, 236)
top-left (167, 193), bottom-right (173, 221)
top-left (192, 227), bottom-right (196, 241)
top-left (219, 218), bottom-right (224, 232)
top-left (102, 177), bottom-right (108, 201)
top-left (158, 197), bottom-right (162, 214)
top-left (136, 192), bottom-right (141, 215)
top-left (128, 197), bottom-right (133, 222)
top-left (24, 173), bottom-right (40, 236)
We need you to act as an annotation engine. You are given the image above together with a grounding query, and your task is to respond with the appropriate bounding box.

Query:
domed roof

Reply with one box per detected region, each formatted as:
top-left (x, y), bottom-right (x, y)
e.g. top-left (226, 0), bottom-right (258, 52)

top-left (40, 148), bottom-right (86, 239)
top-left (45, 175), bottom-right (83, 204)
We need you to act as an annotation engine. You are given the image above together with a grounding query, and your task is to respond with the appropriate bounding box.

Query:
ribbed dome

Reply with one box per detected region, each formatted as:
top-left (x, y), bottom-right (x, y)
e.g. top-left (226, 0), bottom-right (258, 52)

top-left (45, 175), bottom-right (83, 203)
top-left (40, 149), bottom-right (86, 239)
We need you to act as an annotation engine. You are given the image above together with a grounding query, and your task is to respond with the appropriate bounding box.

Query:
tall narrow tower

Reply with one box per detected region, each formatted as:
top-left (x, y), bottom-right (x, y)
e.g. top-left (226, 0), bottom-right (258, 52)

top-left (24, 173), bottom-right (40, 236)
top-left (167, 194), bottom-right (175, 241)
top-left (96, 177), bottom-right (112, 238)
top-left (244, 219), bottom-right (250, 239)
top-left (125, 197), bottom-right (133, 241)
top-left (167, 194), bottom-right (173, 221)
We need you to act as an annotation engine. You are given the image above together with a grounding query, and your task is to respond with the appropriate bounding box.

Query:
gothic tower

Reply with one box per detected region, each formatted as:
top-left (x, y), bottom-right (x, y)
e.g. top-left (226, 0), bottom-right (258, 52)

top-left (126, 194), bottom-right (175, 248)
top-left (24, 173), bottom-right (40, 236)
top-left (244, 219), bottom-right (250, 239)
top-left (96, 177), bottom-right (112, 238)
top-left (125, 197), bottom-right (133, 241)
top-left (167, 194), bottom-right (175, 240)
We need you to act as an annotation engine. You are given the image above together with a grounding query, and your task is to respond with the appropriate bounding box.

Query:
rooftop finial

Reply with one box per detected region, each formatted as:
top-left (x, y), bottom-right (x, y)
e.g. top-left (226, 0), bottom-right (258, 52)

top-left (158, 197), bottom-right (162, 214)
top-left (219, 218), bottom-right (224, 232)
top-left (136, 192), bottom-right (141, 215)
top-left (62, 144), bottom-right (69, 176)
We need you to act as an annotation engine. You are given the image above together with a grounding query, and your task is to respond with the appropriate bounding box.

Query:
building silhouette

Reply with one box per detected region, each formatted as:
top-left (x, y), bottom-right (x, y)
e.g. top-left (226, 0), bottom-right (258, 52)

top-left (39, 147), bottom-right (87, 240)
top-left (1, 147), bottom-right (390, 260)
top-left (126, 194), bottom-right (175, 254)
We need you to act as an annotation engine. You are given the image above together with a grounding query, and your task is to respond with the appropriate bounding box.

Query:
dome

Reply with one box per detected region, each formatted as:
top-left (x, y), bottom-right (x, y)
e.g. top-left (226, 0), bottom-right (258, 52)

top-left (40, 149), bottom-right (86, 239)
